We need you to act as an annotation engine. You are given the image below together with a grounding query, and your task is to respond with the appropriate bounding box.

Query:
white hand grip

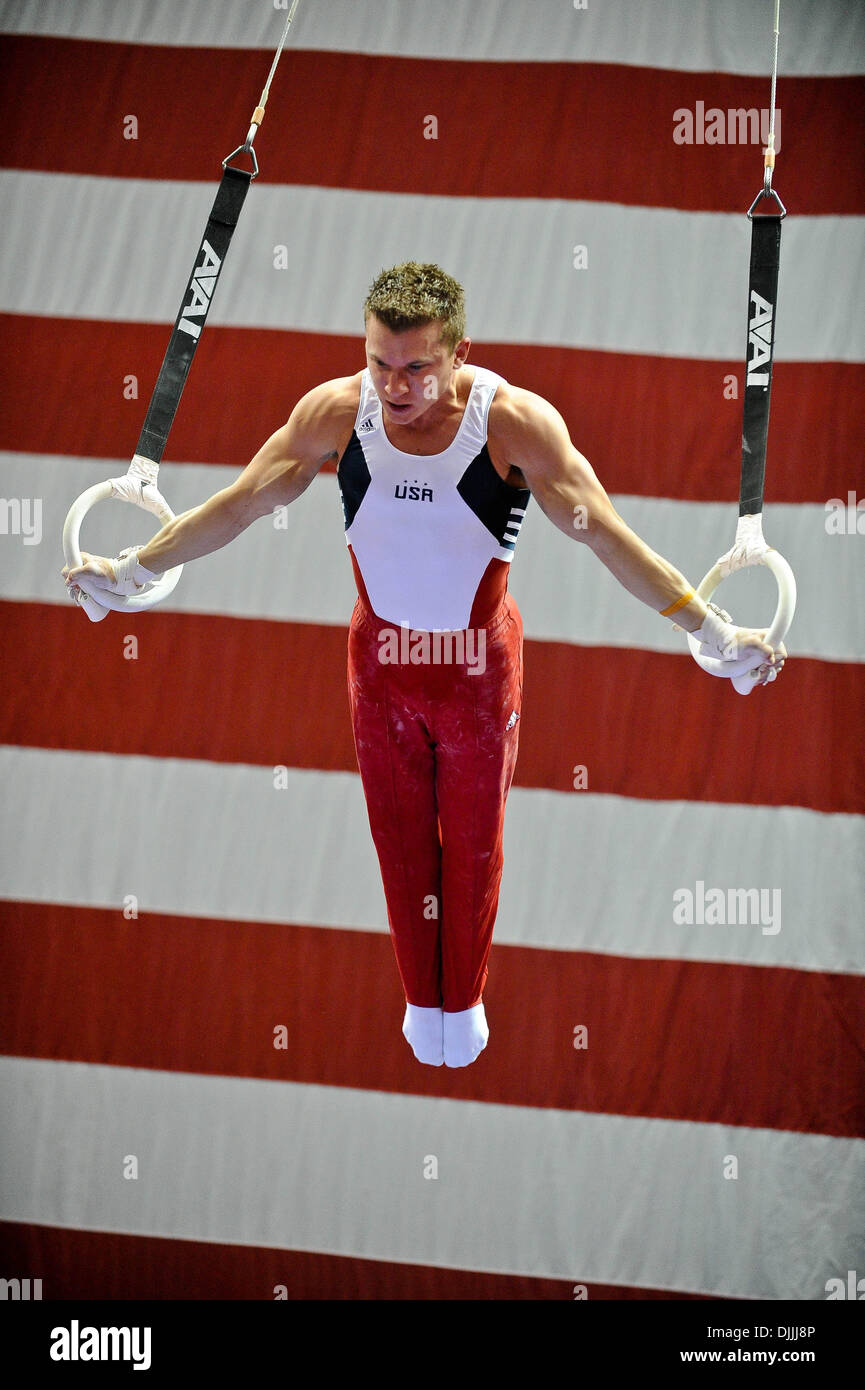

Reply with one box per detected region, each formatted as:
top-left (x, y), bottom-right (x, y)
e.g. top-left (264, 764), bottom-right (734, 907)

top-left (686, 547), bottom-right (796, 685)
top-left (62, 474), bottom-right (183, 616)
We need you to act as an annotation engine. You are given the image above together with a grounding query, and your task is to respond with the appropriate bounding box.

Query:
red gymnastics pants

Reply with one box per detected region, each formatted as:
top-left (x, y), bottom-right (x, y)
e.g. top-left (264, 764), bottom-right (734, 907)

top-left (347, 591), bottom-right (523, 1012)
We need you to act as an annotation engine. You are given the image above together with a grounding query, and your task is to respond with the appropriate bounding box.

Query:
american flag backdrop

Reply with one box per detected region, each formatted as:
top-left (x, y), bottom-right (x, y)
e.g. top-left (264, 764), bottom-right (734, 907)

top-left (0, 0), bottom-right (863, 1303)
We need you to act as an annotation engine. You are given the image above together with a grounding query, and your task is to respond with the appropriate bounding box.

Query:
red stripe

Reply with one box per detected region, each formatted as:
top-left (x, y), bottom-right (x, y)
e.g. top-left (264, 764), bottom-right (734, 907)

top-left (0, 602), bottom-right (860, 814)
top-left (0, 1221), bottom-right (716, 1300)
top-left (2, 315), bottom-right (861, 504)
top-left (1, 902), bottom-right (862, 1137)
top-left (1, 37), bottom-right (862, 214)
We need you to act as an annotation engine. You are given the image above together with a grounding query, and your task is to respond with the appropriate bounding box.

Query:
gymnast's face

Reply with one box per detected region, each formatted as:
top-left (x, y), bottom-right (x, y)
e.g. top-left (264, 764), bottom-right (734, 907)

top-left (365, 315), bottom-right (470, 427)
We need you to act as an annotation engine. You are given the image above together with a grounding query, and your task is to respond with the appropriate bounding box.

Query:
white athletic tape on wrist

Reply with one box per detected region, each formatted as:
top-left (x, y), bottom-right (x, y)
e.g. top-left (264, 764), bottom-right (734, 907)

top-left (114, 546), bottom-right (158, 592)
top-left (695, 607), bottom-right (741, 662)
top-left (71, 552), bottom-right (148, 601)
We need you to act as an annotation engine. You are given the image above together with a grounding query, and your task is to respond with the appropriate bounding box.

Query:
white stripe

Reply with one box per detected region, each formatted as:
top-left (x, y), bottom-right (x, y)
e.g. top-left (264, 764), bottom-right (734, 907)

top-left (1, 747), bottom-right (861, 974)
top-left (2, 0), bottom-right (862, 75)
top-left (2, 171), bottom-right (863, 361)
top-left (0, 1058), bottom-right (861, 1298)
top-left (3, 454), bottom-right (861, 663)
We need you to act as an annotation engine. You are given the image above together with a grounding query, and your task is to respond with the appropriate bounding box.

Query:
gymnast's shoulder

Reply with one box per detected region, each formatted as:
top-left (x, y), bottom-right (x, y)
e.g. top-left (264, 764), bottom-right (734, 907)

top-left (281, 371), bottom-right (363, 460)
top-left (489, 380), bottom-right (568, 434)
top-left (289, 371), bottom-right (363, 427)
top-left (487, 380), bottom-right (574, 482)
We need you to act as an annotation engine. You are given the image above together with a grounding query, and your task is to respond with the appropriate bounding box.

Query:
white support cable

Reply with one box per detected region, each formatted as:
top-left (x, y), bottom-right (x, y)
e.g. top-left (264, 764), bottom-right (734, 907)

top-left (763, 0), bottom-right (781, 193)
top-left (767, 0), bottom-right (781, 151)
top-left (244, 0), bottom-right (304, 150)
top-left (260, 0), bottom-right (303, 108)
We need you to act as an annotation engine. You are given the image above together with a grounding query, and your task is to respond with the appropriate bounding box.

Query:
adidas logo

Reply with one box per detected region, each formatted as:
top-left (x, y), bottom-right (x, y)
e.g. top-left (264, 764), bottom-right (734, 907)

top-left (359, 416), bottom-right (377, 434)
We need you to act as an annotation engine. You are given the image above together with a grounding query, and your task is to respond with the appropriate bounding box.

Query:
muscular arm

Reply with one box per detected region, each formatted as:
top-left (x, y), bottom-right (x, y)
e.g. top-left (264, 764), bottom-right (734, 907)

top-left (65, 377), bottom-right (357, 584)
top-left (492, 386), bottom-right (712, 633)
top-left (489, 385), bottom-right (783, 679)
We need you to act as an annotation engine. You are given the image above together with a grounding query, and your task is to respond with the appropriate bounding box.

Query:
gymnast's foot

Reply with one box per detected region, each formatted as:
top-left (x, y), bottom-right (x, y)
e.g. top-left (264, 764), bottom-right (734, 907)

top-left (443, 1002), bottom-right (489, 1067)
top-left (402, 1004), bottom-right (444, 1066)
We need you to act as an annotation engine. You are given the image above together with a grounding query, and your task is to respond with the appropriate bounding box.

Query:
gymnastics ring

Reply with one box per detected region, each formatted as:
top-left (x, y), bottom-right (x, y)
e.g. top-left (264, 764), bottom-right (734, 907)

top-left (686, 539), bottom-right (796, 695)
top-left (62, 457), bottom-right (183, 620)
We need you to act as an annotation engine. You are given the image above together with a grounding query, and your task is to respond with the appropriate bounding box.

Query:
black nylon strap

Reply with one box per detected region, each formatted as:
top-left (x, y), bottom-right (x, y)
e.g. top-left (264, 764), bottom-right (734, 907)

top-left (739, 214), bottom-right (783, 516)
top-left (135, 165), bottom-right (254, 464)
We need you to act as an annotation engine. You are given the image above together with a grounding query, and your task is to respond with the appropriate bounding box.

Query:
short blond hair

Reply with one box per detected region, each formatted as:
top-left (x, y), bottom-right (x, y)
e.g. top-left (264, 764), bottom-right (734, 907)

top-left (364, 262), bottom-right (466, 351)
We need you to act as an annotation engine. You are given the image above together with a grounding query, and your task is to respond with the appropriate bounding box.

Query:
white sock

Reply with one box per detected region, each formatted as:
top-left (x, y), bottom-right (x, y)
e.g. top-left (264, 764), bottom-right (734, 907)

top-left (403, 1004), bottom-right (444, 1066)
top-left (443, 1002), bottom-right (489, 1068)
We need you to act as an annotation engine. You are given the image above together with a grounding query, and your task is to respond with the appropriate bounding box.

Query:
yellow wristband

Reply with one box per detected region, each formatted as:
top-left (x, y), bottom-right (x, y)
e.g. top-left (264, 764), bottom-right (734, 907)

top-left (659, 588), bottom-right (695, 618)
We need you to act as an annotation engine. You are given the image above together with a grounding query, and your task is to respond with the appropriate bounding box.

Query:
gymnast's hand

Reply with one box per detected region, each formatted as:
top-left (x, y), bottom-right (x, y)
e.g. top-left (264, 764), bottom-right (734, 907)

top-left (677, 603), bottom-right (787, 687)
top-left (703, 622), bottom-right (787, 686)
top-left (63, 547), bottom-right (155, 601)
top-left (730, 631), bottom-right (787, 685)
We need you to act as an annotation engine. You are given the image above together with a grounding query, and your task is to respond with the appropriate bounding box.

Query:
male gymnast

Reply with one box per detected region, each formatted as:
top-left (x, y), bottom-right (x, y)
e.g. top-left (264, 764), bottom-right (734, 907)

top-left (64, 262), bottom-right (786, 1069)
